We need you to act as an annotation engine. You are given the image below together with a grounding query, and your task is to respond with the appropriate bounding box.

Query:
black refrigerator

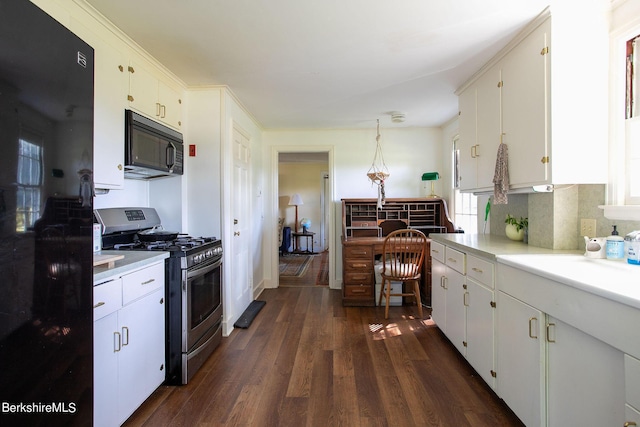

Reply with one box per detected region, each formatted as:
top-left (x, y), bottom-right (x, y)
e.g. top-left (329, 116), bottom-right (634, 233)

top-left (0, 0), bottom-right (94, 425)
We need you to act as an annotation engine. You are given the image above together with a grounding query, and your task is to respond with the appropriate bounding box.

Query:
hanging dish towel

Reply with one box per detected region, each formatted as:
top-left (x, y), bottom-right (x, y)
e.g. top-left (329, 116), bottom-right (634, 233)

top-left (493, 142), bottom-right (509, 204)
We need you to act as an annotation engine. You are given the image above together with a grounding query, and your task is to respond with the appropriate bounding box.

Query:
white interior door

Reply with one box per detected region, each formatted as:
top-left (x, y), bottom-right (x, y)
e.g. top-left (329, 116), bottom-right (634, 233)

top-left (231, 125), bottom-right (252, 322)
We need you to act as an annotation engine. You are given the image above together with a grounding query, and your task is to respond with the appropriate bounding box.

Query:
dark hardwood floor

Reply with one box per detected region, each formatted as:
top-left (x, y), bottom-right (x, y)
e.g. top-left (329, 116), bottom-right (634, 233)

top-left (123, 287), bottom-right (524, 427)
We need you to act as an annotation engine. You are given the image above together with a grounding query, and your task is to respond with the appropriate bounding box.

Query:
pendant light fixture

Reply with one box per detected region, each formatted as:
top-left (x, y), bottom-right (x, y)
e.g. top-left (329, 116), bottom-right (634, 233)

top-left (367, 119), bottom-right (389, 209)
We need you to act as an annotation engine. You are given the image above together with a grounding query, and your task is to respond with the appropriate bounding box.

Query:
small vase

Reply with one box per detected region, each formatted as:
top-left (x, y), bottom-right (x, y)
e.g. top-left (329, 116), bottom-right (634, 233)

top-left (506, 224), bottom-right (525, 241)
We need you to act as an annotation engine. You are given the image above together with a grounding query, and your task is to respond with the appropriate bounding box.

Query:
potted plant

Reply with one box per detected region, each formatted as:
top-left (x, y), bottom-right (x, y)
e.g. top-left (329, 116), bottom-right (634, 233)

top-left (505, 214), bottom-right (528, 241)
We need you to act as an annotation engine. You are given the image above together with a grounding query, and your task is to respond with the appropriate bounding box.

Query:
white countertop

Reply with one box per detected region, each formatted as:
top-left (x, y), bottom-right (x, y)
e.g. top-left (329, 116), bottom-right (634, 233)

top-left (93, 250), bottom-right (169, 283)
top-left (430, 233), bottom-right (640, 310)
top-left (498, 253), bottom-right (640, 310)
top-left (429, 233), bottom-right (580, 259)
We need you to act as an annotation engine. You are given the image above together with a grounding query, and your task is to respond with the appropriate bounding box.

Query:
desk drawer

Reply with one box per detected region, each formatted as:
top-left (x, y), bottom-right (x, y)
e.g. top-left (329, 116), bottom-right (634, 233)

top-left (344, 271), bottom-right (373, 285)
top-left (344, 246), bottom-right (373, 259)
top-left (344, 259), bottom-right (373, 271)
top-left (344, 283), bottom-right (374, 297)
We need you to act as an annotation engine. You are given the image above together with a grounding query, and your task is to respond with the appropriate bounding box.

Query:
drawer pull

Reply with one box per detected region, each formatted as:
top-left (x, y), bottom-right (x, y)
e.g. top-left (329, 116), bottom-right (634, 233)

top-left (351, 288), bottom-right (367, 294)
top-left (93, 301), bottom-right (106, 309)
top-left (432, 249), bottom-right (440, 254)
top-left (471, 267), bottom-right (483, 274)
top-left (352, 250), bottom-right (368, 256)
top-left (141, 278), bottom-right (155, 285)
top-left (351, 263), bottom-right (368, 268)
top-left (447, 257), bottom-right (457, 263)
top-left (528, 317), bottom-right (538, 339)
top-left (624, 422), bottom-right (637, 426)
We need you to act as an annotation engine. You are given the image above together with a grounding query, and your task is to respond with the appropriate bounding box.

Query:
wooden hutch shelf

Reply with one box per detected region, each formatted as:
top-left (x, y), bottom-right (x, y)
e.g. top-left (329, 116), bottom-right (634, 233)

top-left (341, 198), bottom-right (456, 307)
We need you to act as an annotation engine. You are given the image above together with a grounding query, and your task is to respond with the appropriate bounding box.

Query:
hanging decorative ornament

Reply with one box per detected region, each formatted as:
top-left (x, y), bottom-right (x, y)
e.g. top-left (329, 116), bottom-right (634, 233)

top-left (367, 119), bottom-right (389, 209)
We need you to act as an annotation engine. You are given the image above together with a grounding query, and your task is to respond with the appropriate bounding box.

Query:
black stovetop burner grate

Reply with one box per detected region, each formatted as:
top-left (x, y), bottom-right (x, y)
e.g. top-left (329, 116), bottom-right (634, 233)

top-left (104, 231), bottom-right (219, 252)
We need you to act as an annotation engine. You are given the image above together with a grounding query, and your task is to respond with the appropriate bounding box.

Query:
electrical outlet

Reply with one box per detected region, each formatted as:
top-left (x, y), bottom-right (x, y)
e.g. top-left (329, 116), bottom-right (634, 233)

top-left (580, 219), bottom-right (597, 236)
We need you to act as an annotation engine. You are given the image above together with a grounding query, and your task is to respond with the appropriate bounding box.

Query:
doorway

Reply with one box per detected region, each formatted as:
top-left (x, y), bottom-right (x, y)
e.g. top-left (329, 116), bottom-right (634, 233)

top-left (274, 149), bottom-right (334, 288)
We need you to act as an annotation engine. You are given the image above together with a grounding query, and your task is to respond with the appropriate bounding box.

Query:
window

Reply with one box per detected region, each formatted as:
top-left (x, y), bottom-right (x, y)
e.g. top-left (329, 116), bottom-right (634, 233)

top-left (627, 33), bottom-right (640, 205)
top-left (16, 135), bottom-right (42, 232)
top-left (452, 135), bottom-right (477, 233)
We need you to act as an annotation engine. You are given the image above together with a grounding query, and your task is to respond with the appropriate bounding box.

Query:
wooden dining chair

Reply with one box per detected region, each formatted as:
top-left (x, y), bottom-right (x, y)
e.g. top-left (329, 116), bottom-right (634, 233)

top-left (378, 229), bottom-right (427, 319)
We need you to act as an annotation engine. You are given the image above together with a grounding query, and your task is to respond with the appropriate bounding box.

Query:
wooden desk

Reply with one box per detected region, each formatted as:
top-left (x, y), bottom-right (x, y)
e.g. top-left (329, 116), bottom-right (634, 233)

top-left (340, 197), bottom-right (456, 307)
top-left (341, 236), bottom-right (432, 307)
top-left (292, 231), bottom-right (316, 254)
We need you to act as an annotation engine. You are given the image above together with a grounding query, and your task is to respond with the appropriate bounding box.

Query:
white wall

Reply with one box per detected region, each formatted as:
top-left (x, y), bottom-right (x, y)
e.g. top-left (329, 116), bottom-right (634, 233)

top-left (262, 126), bottom-right (443, 288)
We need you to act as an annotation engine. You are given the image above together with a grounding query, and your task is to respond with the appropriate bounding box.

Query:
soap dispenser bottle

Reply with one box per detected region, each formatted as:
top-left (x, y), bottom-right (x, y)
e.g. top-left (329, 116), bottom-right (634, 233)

top-left (606, 225), bottom-right (625, 260)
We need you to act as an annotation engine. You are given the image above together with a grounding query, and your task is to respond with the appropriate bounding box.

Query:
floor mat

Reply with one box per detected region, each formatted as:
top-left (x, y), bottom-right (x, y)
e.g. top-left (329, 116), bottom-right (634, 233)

top-left (234, 300), bottom-right (266, 329)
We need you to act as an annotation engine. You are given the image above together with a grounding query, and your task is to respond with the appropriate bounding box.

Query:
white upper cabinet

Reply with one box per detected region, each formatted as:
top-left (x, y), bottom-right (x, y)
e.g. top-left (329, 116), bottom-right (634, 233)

top-left (128, 59), bottom-right (183, 130)
top-left (458, 64), bottom-right (501, 191)
top-left (456, 5), bottom-right (609, 193)
top-left (70, 18), bottom-right (128, 190)
top-left (501, 19), bottom-right (549, 188)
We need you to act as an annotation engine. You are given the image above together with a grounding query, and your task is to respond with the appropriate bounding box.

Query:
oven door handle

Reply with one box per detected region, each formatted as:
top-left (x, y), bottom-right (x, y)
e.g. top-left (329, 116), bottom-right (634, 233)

top-left (187, 258), bottom-right (222, 279)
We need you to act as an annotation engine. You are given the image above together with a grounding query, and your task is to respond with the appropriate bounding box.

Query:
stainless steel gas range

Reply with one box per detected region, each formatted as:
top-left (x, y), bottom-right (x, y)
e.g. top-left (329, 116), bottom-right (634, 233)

top-left (95, 207), bottom-right (223, 385)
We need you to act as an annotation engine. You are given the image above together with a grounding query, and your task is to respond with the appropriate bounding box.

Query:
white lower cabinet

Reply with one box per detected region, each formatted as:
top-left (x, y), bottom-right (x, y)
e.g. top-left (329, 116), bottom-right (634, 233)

top-left (625, 355), bottom-right (640, 426)
top-left (94, 261), bottom-right (166, 427)
top-left (431, 243), bottom-right (496, 389)
top-left (497, 262), bottom-right (626, 427)
top-left (496, 291), bottom-right (544, 427)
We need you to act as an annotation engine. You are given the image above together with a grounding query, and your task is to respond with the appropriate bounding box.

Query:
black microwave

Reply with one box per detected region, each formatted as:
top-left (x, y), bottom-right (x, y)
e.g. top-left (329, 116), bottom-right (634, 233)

top-left (124, 109), bottom-right (184, 179)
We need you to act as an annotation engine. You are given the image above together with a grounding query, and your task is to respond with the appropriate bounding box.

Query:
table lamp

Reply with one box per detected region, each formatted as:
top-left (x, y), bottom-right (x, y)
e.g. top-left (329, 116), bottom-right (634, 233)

top-left (288, 193), bottom-right (303, 232)
top-left (421, 172), bottom-right (440, 198)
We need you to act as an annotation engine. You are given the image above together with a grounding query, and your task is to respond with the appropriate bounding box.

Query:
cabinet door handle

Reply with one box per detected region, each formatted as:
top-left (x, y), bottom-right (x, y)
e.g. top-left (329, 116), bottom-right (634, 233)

top-left (161, 104), bottom-right (166, 118)
top-left (93, 301), bottom-right (105, 309)
top-left (528, 317), bottom-right (538, 339)
top-left (156, 102), bottom-right (162, 117)
top-left (463, 291), bottom-right (469, 307)
top-left (624, 422), bottom-right (637, 426)
top-left (122, 326), bottom-right (129, 346)
top-left (442, 276), bottom-right (448, 290)
top-left (546, 322), bottom-right (556, 343)
top-left (141, 278), bottom-right (155, 285)
top-left (114, 331), bottom-right (121, 353)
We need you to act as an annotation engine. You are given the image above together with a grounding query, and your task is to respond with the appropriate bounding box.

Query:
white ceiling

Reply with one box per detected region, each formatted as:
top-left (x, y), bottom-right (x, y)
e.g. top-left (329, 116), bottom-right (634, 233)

top-left (85, 0), bottom-right (557, 129)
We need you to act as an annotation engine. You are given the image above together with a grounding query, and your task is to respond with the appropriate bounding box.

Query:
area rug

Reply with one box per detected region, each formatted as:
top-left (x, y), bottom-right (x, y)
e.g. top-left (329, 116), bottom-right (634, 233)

top-left (279, 255), bottom-right (313, 277)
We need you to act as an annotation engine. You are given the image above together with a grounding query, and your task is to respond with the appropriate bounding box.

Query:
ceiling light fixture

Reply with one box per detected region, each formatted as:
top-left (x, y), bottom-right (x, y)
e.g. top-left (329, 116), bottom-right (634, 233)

top-left (391, 112), bottom-right (406, 123)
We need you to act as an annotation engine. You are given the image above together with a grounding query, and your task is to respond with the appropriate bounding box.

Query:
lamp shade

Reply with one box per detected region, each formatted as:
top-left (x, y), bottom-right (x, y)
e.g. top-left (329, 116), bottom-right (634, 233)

top-left (289, 193), bottom-right (303, 206)
top-left (421, 172), bottom-right (440, 181)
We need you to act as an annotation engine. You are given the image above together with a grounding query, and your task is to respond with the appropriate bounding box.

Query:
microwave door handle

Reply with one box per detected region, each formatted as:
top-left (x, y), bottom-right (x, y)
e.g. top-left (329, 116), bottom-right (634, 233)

top-left (166, 142), bottom-right (175, 170)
